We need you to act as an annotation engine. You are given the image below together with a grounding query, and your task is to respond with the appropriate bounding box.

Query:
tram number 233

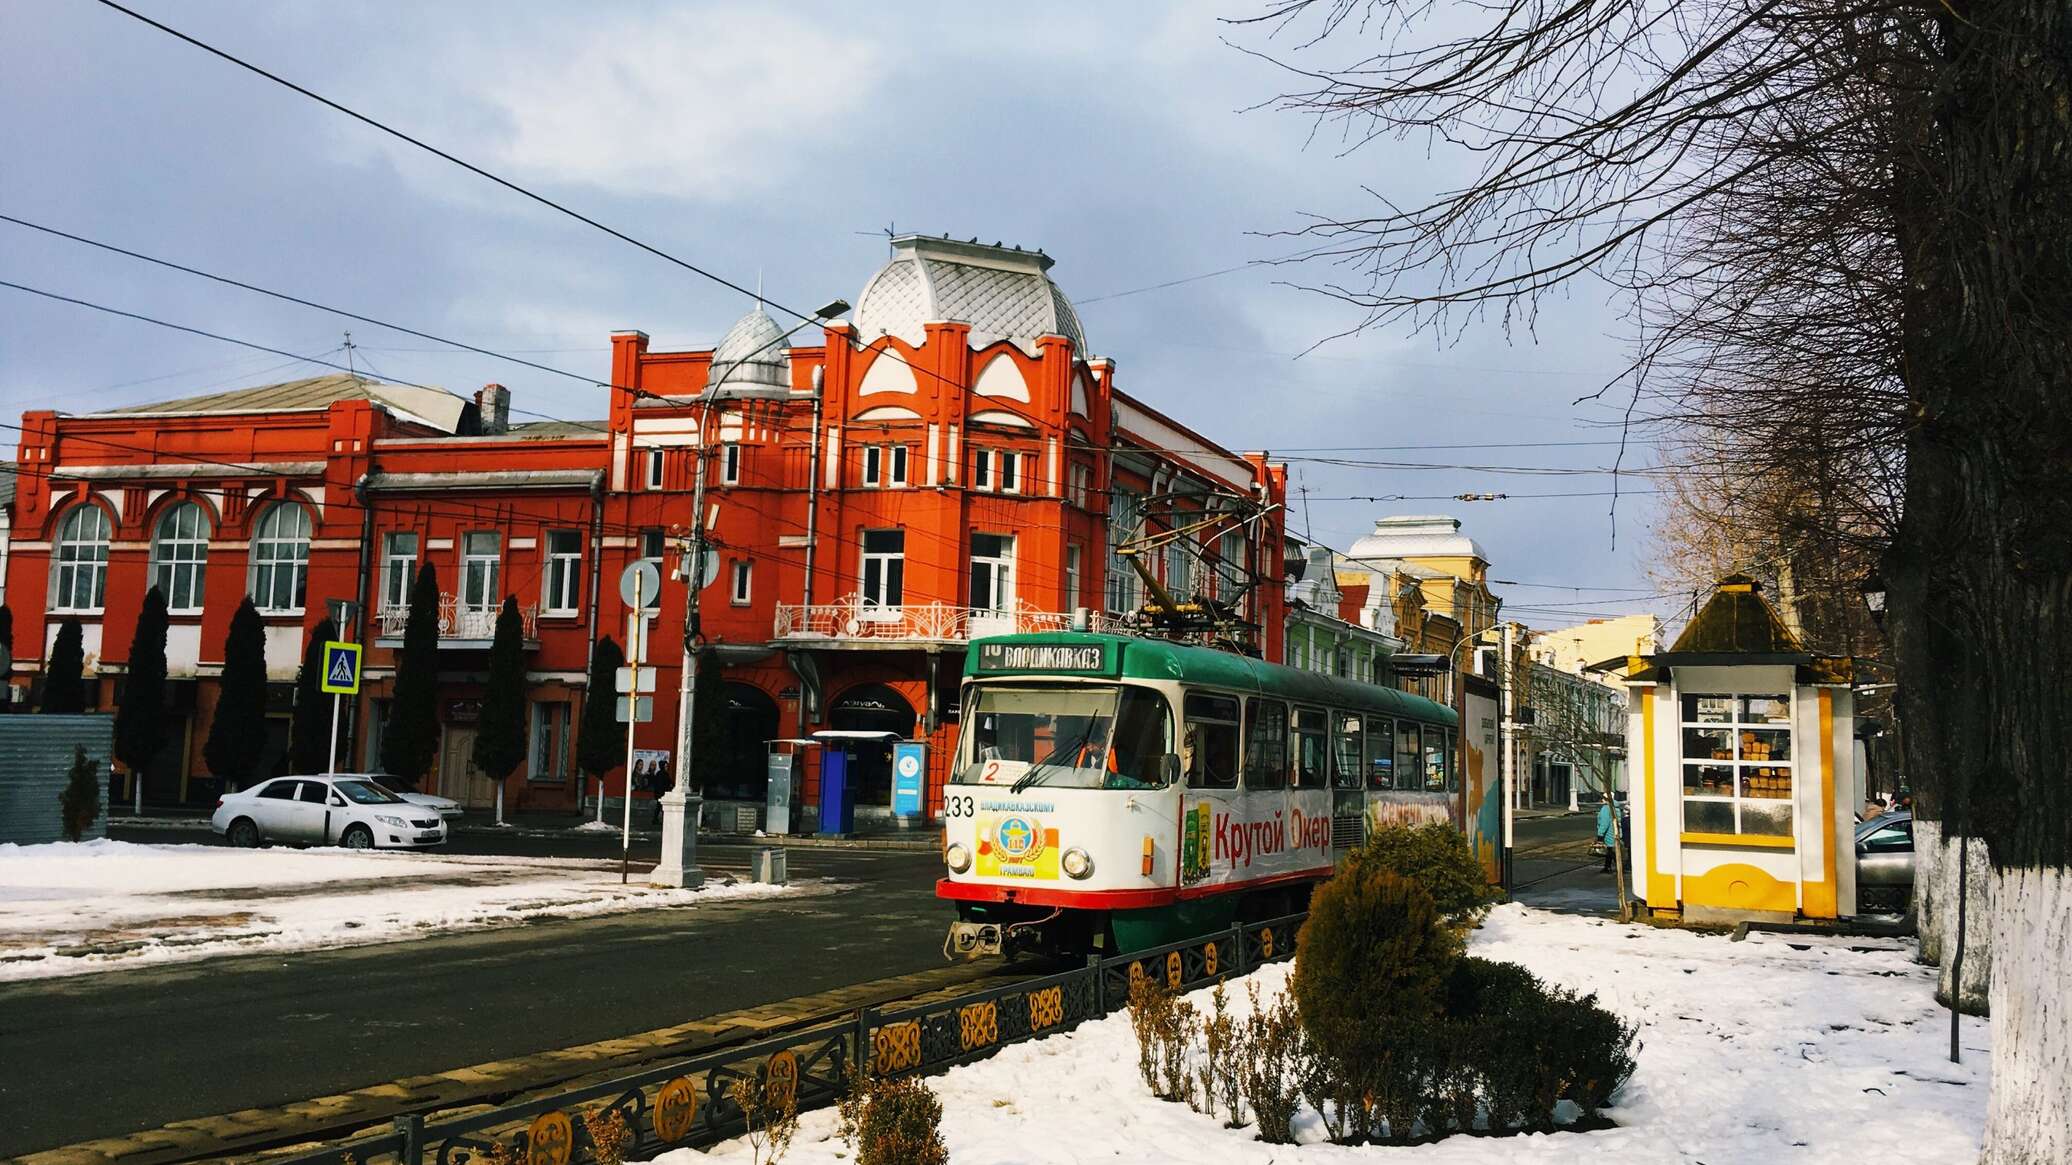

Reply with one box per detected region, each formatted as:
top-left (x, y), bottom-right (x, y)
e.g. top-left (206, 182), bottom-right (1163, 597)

top-left (945, 794), bottom-right (976, 819)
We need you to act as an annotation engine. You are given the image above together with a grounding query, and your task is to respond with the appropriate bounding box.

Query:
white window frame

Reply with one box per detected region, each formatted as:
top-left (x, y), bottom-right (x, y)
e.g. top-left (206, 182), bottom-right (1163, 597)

top-left (1065, 544), bottom-right (1082, 610)
top-left (860, 529), bottom-right (904, 608)
top-left (721, 443), bottom-right (742, 486)
top-left (731, 560), bottom-right (752, 605)
top-left (382, 532), bottom-right (418, 610)
top-left (1106, 492), bottom-right (1140, 614)
top-left (250, 502), bottom-right (310, 614)
top-left (638, 529), bottom-right (664, 609)
top-left (647, 447), bottom-right (665, 490)
top-left (52, 503), bottom-right (112, 614)
top-left (151, 501), bottom-right (210, 614)
top-left (890, 444), bottom-right (909, 486)
top-left (970, 447), bottom-right (992, 491)
top-left (863, 445), bottom-right (884, 487)
top-left (460, 531), bottom-right (501, 613)
top-left (1678, 692), bottom-right (1796, 837)
top-left (999, 451), bottom-right (1020, 494)
top-left (970, 533), bottom-right (1015, 612)
top-left (544, 529), bottom-right (582, 615)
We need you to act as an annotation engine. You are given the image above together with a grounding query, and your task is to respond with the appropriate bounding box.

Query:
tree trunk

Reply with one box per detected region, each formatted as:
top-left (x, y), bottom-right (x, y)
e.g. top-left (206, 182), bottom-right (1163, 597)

top-left (494, 782), bottom-right (505, 827)
top-left (1981, 866), bottom-right (2071, 1165)
top-left (1914, 817), bottom-right (1941, 965)
top-left (1936, 833), bottom-right (1993, 1015)
top-left (1886, 5), bottom-right (2072, 1157)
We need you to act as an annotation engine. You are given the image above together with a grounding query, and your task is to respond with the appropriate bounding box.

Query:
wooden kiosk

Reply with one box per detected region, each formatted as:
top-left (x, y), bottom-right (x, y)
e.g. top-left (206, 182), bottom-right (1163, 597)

top-left (1613, 576), bottom-right (1859, 924)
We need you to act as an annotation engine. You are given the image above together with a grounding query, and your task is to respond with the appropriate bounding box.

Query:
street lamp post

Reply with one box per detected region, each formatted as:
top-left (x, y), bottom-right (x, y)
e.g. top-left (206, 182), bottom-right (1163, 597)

top-left (650, 297), bottom-right (850, 889)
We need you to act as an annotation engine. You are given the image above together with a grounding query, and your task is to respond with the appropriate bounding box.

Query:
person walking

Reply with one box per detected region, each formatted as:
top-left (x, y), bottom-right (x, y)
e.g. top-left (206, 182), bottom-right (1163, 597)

top-left (1596, 798), bottom-right (1621, 872)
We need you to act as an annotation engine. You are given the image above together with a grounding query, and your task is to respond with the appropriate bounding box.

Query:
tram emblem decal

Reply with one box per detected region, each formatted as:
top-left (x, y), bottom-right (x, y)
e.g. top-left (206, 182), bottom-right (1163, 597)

top-left (1181, 802), bottom-right (1213, 883)
top-left (977, 813), bottom-right (1060, 879)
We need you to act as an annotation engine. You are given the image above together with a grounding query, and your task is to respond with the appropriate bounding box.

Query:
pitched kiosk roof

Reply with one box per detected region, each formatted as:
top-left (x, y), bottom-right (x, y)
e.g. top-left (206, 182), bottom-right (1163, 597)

top-left (852, 234), bottom-right (1086, 355)
top-left (98, 374), bottom-right (470, 433)
top-left (1667, 574), bottom-right (1805, 655)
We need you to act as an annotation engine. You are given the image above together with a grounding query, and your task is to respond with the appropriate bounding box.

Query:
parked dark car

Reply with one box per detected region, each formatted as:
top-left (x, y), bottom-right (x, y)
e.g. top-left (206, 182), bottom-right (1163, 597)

top-left (1855, 810), bottom-right (1913, 915)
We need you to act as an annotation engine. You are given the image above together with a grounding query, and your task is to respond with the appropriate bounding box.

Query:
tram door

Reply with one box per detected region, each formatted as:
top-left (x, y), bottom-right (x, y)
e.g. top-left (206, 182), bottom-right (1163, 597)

top-left (1330, 711), bottom-right (1366, 854)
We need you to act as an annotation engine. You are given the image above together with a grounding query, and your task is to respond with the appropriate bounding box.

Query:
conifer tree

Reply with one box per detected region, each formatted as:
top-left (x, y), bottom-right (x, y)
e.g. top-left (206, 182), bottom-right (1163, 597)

top-left (203, 599), bottom-right (268, 789)
top-left (288, 617), bottom-right (339, 774)
top-left (576, 636), bottom-right (626, 817)
top-left (380, 562), bottom-right (441, 789)
top-left (471, 596), bottom-right (528, 825)
top-left (113, 587), bottom-right (171, 802)
top-left (41, 617), bottom-right (86, 714)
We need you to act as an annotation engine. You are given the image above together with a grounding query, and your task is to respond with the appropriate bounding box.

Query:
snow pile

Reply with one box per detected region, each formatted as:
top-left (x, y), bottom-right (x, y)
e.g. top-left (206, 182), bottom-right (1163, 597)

top-left (0, 840), bottom-right (793, 980)
top-left (672, 904), bottom-right (1988, 1164)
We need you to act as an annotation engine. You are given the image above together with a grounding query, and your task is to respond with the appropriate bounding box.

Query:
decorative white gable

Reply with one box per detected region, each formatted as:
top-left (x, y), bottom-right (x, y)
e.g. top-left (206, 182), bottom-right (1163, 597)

top-left (968, 409), bottom-right (1035, 428)
top-left (857, 349), bottom-right (919, 396)
top-left (854, 405), bottom-right (923, 421)
top-left (972, 351), bottom-right (1031, 401)
top-left (1071, 371), bottom-right (1091, 416)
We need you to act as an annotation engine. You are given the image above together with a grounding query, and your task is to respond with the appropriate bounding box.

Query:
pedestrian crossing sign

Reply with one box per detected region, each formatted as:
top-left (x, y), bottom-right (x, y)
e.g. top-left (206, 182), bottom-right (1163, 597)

top-left (320, 641), bottom-right (362, 695)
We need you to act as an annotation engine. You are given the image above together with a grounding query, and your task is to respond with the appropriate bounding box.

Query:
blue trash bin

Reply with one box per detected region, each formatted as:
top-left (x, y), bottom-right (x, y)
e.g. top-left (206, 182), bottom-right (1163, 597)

top-left (819, 749), bottom-right (857, 836)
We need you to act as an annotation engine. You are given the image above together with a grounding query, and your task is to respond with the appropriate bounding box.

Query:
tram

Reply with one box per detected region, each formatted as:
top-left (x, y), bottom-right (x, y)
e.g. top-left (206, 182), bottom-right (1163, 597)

top-left (938, 632), bottom-right (1460, 959)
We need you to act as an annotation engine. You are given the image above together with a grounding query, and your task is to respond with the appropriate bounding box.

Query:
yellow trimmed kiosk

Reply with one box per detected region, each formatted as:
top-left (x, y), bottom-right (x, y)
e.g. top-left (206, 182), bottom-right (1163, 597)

top-left (1612, 576), bottom-right (1859, 925)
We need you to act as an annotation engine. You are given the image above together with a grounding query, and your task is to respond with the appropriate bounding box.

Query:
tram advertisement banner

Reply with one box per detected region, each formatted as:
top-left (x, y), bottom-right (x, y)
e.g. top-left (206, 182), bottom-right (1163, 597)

top-left (1179, 791), bottom-right (1334, 887)
top-left (975, 812), bottom-right (1061, 880)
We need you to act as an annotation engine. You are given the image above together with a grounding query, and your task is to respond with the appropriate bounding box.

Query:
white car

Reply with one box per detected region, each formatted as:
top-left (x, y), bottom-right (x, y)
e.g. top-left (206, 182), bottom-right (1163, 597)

top-left (212, 774), bottom-right (449, 850)
top-left (369, 776), bottom-right (464, 820)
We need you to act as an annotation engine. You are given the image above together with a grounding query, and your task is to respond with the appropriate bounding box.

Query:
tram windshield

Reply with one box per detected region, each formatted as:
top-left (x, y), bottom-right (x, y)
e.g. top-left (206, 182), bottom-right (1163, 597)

top-left (956, 684), bottom-right (1174, 790)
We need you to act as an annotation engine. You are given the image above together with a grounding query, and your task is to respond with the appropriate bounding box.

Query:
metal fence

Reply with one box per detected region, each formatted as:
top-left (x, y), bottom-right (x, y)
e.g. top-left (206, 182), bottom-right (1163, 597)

top-left (0, 714), bottom-right (113, 845)
top-left (273, 912), bottom-right (1306, 1165)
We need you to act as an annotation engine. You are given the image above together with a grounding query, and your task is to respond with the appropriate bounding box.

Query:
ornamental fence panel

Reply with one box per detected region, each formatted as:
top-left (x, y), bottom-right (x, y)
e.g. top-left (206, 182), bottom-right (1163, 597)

top-left (269, 912), bottom-right (1305, 1165)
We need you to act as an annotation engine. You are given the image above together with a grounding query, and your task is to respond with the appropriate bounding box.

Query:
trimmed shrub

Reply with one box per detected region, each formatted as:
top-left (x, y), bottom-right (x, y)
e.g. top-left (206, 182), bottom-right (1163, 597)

top-left (59, 745), bottom-right (101, 841)
top-left (842, 1073), bottom-right (949, 1165)
top-left (1341, 823), bottom-right (1499, 922)
top-left (1541, 987), bottom-right (1639, 1120)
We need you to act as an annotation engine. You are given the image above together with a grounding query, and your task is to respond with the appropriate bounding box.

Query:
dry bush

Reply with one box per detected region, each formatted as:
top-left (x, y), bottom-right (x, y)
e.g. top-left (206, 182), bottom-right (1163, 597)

top-left (581, 1107), bottom-right (633, 1165)
top-left (1238, 981), bottom-right (1306, 1144)
top-left (1197, 980), bottom-right (1244, 1126)
top-left (731, 1069), bottom-right (799, 1165)
top-left (840, 1067), bottom-right (949, 1165)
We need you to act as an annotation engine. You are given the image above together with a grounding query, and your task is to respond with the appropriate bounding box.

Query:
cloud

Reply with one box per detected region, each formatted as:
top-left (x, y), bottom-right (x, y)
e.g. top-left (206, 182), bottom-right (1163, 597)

top-left (427, 6), bottom-right (883, 201)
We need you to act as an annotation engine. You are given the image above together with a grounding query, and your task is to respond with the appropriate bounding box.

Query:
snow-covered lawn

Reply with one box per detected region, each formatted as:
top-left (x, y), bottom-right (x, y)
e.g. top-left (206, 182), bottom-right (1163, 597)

top-left (0, 840), bottom-right (793, 980)
top-left (675, 904), bottom-right (1989, 1164)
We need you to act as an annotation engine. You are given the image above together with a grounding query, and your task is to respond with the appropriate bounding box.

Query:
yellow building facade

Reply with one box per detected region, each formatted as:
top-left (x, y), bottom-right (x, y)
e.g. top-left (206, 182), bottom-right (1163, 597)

top-left (1614, 577), bottom-right (1859, 924)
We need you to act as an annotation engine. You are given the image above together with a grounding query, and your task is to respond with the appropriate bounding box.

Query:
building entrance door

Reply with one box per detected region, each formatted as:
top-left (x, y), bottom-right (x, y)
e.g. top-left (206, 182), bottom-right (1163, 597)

top-left (827, 684), bottom-right (916, 808)
top-left (438, 726), bottom-right (495, 808)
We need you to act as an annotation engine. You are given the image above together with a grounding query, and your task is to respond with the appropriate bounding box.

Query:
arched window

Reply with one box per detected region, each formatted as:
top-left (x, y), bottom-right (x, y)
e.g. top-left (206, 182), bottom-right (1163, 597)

top-left (152, 501), bottom-right (210, 613)
top-left (251, 502), bottom-right (310, 613)
top-left (52, 504), bottom-right (111, 613)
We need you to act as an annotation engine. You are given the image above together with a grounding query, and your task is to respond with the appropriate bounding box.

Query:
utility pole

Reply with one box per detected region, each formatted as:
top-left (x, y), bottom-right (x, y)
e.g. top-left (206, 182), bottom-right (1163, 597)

top-left (651, 434), bottom-right (708, 889)
top-left (1500, 620), bottom-right (1517, 893)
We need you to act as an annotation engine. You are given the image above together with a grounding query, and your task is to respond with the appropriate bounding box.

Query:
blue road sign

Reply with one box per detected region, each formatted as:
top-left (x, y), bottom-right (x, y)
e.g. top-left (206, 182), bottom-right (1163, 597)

top-left (320, 641), bottom-right (362, 695)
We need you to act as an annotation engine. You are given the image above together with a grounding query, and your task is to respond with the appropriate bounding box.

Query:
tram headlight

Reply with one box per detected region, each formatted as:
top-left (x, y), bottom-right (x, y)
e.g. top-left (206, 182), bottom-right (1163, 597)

top-left (945, 843), bottom-right (972, 873)
top-left (1062, 847), bottom-right (1095, 880)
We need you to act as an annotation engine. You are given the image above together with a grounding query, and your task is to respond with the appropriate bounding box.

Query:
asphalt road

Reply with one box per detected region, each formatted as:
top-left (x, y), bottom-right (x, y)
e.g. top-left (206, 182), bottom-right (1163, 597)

top-left (0, 835), bottom-right (953, 1158)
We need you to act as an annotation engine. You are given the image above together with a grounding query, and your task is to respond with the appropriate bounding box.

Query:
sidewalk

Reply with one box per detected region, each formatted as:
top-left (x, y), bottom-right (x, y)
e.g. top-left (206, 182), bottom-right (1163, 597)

top-left (104, 805), bottom-right (940, 852)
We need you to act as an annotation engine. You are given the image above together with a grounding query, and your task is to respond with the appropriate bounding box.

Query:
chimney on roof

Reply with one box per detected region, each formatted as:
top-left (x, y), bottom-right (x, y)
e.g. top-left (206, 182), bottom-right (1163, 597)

top-left (474, 384), bottom-right (510, 435)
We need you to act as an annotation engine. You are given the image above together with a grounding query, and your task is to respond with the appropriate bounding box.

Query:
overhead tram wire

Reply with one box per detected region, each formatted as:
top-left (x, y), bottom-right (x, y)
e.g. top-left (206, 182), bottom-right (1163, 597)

top-left (81, 2), bottom-right (1648, 476)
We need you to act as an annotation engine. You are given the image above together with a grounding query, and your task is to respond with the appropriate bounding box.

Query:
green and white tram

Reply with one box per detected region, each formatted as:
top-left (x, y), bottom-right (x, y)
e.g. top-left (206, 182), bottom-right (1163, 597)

top-left (938, 632), bottom-right (1460, 959)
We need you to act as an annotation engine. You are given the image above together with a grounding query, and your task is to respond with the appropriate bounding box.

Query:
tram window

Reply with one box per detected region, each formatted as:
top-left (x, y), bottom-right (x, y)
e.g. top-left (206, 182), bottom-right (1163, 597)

top-left (1243, 698), bottom-right (1289, 789)
top-left (1293, 707), bottom-right (1328, 789)
top-left (1366, 716), bottom-right (1394, 789)
top-left (1332, 713), bottom-right (1364, 790)
top-left (1396, 722), bottom-right (1422, 792)
top-left (1184, 693), bottom-right (1240, 790)
top-left (1109, 688), bottom-right (1175, 788)
top-left (1425, 728), bottom-right (1449, 792)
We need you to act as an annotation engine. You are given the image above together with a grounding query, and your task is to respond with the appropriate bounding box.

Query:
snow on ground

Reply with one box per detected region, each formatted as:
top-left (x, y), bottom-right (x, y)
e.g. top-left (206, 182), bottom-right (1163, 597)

top-left (672, 904), bottom-right (1989, 1165)
top-left (0, 840), bottom-right (795, 981)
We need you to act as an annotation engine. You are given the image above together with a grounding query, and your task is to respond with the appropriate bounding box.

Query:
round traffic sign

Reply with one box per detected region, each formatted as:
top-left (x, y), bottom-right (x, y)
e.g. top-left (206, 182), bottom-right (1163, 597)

top-left (620, 559), bottom-right (662, 608)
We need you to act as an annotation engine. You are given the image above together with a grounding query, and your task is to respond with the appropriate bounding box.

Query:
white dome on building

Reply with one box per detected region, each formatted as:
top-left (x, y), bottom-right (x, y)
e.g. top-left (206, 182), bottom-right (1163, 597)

top-left (1346, 515), bottom-right (1490, 564)
top-left (850, 234), bottom-right (1087, 356)
top-left (705, 305), bottom-right (792, 398)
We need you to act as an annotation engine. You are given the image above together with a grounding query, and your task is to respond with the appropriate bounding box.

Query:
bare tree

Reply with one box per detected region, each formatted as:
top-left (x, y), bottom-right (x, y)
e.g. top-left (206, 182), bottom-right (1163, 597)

top-left (1237, 4), bottom-right (2072, 1160)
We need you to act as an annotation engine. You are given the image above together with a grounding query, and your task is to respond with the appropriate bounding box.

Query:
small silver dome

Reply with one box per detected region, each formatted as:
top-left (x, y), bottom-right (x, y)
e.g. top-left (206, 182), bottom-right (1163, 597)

top-left (705, 306), bottom-right (791, 398)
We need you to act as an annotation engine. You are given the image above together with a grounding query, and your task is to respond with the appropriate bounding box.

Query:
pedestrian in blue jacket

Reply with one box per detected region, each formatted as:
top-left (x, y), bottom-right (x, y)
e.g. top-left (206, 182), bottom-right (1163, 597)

top-left (1596, 799), bottom-right (1621, 872)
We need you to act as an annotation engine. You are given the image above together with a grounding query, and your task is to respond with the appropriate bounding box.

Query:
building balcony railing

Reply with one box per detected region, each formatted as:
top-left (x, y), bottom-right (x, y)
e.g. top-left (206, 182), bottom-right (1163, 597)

top-left (373, 594), bottom-right (538, 646)
top-left (773, 594), bottom-right (1127, 645)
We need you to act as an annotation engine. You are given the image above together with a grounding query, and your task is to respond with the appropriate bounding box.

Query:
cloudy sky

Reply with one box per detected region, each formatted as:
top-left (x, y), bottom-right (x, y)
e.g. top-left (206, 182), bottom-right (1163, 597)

top-left (1, 1), bottom-right (1681, 631)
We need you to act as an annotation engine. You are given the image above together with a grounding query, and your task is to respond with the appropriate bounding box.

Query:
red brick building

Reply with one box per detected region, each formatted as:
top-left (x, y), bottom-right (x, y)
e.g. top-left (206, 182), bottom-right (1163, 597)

top-left (6, 235), bottom-right (1289, 826)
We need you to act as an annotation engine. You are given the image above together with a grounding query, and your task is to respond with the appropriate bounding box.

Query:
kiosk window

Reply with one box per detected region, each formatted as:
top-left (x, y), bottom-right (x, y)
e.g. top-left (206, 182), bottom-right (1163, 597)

top-left (1184, 693), bottom-right (1240, 789)
top-left (1680, 692), bottom-right (1794, 835)
top-left (1244, 698), bottom-right (1289, 789)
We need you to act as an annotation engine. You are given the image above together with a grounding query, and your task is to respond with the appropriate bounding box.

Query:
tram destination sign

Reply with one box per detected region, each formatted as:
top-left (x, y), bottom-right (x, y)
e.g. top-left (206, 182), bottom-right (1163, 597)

top-left (976, 641), bottom-right (1114, 675)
